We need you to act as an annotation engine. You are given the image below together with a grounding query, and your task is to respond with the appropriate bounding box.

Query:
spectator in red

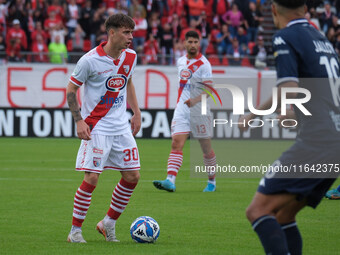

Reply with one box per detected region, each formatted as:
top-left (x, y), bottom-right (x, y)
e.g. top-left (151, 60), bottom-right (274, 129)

top-left (44, 11), bottom-right (63, 33)
top-left (47, 0), bottom-right (65, 21)
top-left (143, 33), bottom-right (159, 65)
top-left (32, 34), bottom-right (48, 62)
top-left (31, 21), bottom-right (48, 44)
top-left (6, 19), bottom-right (27, 50)
top-left (132, 10), bottom-right (147, 53)
top-left (180, 19), bottom-right (201, 41)
top-left (222, 3), bottom-right (244, 37)
top-left (7, 38), bottom-right (22, 62)
top-left (168, 0), bottom-right (184, 17)
top-left (215, 0), bottom-right (229, 17)
top-left (187, 0), bottom-right (205, 21)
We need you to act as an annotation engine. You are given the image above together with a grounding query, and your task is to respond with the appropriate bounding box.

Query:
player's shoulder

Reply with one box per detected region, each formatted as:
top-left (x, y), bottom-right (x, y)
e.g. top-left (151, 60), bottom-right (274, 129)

top-left (125, 48), bottom-right (137, 56)
top-left (177, 55), bottom-right (187, 64)
top-left (200, 55), bottom-right (212, 67)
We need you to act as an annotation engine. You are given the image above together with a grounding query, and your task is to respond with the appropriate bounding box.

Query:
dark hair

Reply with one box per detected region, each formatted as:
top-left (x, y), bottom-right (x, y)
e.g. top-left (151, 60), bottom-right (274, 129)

top-left (104, 13), bottom-right (135, 32)
top-left (273, 0), bottom-right (306, 9)
top-left (185, 30), bottom-right (200, 40)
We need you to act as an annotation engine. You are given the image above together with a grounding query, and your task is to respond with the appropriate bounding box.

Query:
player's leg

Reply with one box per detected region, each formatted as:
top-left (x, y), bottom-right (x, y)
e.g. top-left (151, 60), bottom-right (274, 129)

top-left (68, 172), bottom-right (99, 243)
top-left (325, 184), bottom-right (340, 200)
top-left (68, 135), bottom-right (109, 243)
top-left (97, 133), bottom-right (140, 242)
top-left (198, 138), bottom-right (217, 192)
top-left (246, 191), bottom-right (298, 255)
top-left (275, 199), bottom-right (306, 255)
top-left (153, 134), bottom-right (188, 192)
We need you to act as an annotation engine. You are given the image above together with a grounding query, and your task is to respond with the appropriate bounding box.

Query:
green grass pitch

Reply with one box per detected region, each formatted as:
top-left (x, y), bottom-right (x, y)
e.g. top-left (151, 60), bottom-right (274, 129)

top-left (0, 138), bottom-right (339, 255)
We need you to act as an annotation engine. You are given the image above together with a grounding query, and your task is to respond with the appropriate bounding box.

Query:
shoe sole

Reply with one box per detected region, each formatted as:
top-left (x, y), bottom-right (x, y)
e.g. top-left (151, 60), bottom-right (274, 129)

top-left (67, 235), bottom-right (86, 243)
top-left (153, 181), bottom-right (175, 192)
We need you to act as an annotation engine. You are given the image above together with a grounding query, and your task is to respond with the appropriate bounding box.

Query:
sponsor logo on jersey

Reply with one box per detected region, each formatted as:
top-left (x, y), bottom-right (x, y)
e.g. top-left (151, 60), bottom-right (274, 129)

top-left (180, 69), bottom-right (192, 80)
top-left (93, 157), bottom-right (102, 167)
top-left (273, 36), bottom-right (286, 45)
top-left (105, 74), bottom-right (127, 92)
top-left (98, 68), bottom-right (113, 75)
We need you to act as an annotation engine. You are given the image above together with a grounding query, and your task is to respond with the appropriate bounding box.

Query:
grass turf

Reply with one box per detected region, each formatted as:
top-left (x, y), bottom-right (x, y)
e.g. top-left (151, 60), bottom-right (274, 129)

top-left (0, 138), bottom-right (339, 255)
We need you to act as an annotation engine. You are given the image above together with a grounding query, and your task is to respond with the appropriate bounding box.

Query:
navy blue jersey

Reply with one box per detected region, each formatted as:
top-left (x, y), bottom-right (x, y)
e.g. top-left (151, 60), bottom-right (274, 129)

top-left (272, 18), bottom-right (340, 143)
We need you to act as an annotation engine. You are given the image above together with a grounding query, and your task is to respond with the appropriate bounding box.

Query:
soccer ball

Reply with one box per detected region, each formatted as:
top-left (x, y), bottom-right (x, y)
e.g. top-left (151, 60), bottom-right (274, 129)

top-left (130, 216), bottom-right (160, 243)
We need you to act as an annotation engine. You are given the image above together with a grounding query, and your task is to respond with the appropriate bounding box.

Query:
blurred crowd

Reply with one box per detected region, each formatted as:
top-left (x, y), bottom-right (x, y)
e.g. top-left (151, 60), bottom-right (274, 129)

top-left (0, 0), bottom-right (339, 67)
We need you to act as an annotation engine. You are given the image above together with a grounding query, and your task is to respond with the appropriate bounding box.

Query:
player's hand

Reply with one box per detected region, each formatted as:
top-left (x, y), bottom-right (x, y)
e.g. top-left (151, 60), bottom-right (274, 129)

top-left (238, 114), bottom-right (252, 132)
top-left (277, 108), bottom-right (297, 128)
top-left (184, 98), bottom-right (199, 108)
top-left (131, 111), bottom-right (141, 136)
top-left (76, 120), bottom-right (91, 140)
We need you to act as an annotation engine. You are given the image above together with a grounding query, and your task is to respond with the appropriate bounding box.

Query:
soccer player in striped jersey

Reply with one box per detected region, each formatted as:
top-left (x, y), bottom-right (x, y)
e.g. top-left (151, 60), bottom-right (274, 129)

top-left (66, 14), bottom-right (141, 243)
top-left (153, 31), bottom-right (217, 192)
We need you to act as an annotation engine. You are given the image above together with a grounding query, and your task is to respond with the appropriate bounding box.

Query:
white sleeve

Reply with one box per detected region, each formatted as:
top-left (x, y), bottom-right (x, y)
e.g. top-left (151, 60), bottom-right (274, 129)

top-left (128, 54), bottom-right (137, 80)
top-left (70, 56), bottom-right (90, 87)
top-left (200, 62), bottom-right (213, 79)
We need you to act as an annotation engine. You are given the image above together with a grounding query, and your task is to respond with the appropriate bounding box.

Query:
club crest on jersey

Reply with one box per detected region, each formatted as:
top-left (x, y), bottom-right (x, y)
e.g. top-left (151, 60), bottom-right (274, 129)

top-left (105, 74), bottom-right (127, 92)
top-left (123, 65), bottom-right (130, 74)
top-left (180, 69), bottom-right (192, 80)
top-left (93, 157), bottom-right (101, 167)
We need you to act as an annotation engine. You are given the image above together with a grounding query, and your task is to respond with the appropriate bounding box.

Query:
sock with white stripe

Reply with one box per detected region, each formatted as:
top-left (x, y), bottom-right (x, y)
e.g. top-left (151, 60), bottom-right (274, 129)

top-left (106, 178), bottom-right (138, 220)
top-left (252, 215), bottom-right (289, 255)
top-left (204, 150), bottom-right (216, 185)
top-left (166, 150), bottom-right (183, 184)
top-left (71, 180), bottom-right (96, 229)
top-left (281, 222), bottom-right (302, 255)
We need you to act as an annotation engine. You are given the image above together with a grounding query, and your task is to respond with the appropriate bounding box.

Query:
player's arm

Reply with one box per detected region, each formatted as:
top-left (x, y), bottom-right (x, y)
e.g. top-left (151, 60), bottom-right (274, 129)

top-left (184, 85), bottom-right (210, 107)
top-left (238, 81), bottom-right (298, 131)
top-left (66, 82), bottom-right (91, 140)
top-left (127, 78), bottom-right (141, 136)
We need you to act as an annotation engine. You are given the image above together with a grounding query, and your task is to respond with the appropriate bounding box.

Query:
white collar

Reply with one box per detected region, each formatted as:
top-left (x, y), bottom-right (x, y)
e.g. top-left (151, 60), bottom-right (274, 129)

top-left (287, 18), bottom-right (308, 27)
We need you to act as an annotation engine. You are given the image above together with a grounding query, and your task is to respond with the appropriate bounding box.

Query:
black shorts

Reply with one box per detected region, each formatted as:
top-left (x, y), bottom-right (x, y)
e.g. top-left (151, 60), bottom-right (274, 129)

top-left (258, 140), bottom-right (340, 208)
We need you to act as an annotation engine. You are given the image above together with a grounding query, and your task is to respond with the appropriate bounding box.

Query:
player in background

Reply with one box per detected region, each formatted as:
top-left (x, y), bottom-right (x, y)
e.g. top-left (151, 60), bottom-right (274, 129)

top-left (153, 31), bottom-right (217, 192)
top-left (66, 14), bottom-right (141, 243)
top-left (325, 184), bottom-right (340, 199)
top-left (238, 0), bottom-right (340, 254)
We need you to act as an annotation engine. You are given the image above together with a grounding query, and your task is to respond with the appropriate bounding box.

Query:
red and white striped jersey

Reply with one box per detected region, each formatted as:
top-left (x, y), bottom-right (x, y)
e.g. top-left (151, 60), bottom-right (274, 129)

top-left (176, 53), bottom-right (212, 105)
top-left (69, 41), bottom-right (137, 135)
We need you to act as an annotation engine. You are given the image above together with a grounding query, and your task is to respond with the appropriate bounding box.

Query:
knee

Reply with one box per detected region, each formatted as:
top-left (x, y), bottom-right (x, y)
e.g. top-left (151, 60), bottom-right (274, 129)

top-left (123, 171), bottom-right (140, 183)
top-left (246, 204), bottom-right (257, 223)
top-left (84, 172), bottom-right (99, 186)
top-left (171, 139), bottom-right (184, 151)
top-left (246, 203), bottom-right (269, 223)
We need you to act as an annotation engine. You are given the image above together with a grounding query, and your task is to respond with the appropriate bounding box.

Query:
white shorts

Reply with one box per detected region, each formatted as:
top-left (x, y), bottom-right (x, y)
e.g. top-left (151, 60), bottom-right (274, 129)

top-left (75, 132), bottom-right (140, 173)
top-left (171, 104), bottom-right (212, 139)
